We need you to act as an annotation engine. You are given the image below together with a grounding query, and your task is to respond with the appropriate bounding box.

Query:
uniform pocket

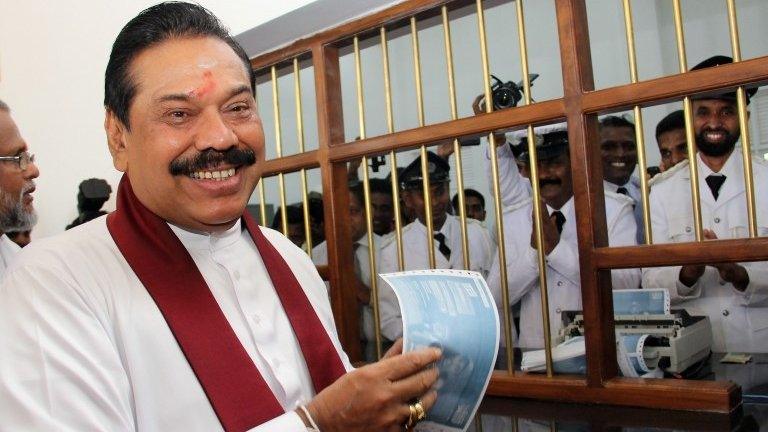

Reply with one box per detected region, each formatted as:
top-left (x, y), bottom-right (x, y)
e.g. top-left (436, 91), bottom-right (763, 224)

top-left (668, 216), bottom-right (695, 243)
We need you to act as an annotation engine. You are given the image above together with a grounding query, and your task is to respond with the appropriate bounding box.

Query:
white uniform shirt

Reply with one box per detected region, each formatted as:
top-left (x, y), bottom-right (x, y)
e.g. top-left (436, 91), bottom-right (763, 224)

top-left (643, 151), bottom-right (768, 353)
top-left (377, 215), bottom-right (496, 340)
top-left (0, 216), bottom-right (352, 431)
top-left (312, 233), bottom-right (380, 342)
top-left (0, 233), bottom-right (20, 280)
top-left (488, 195), bottom-right (640, 348)
top-left (604, 176), bottom-right (645, 244)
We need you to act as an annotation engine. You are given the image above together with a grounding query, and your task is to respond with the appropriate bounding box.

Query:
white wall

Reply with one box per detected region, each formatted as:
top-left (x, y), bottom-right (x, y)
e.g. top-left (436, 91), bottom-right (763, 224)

top-left (0, 0), bottom-right (316, 239)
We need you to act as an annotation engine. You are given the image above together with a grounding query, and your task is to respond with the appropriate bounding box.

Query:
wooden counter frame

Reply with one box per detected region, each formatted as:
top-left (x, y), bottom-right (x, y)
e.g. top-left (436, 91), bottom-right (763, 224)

top-left (249, 0), bottom-right (767, 413)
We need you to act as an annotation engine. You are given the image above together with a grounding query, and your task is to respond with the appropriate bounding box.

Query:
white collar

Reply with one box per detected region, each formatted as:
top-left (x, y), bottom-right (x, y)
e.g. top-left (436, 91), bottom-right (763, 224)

top-left (168, 219), bottom-right (242, 252)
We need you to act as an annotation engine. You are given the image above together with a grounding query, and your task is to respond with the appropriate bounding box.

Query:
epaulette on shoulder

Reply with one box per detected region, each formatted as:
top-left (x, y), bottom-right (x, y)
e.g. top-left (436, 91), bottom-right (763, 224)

top-left (503, 197), bottom-right (533, 214)
top-left (648, 159), bottom-right (689, 187)
top-left (604, 190), bottom-right (634, 206)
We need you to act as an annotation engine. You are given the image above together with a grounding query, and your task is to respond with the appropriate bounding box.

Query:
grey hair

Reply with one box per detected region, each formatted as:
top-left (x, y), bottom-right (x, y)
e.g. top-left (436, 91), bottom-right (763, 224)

top-left (0, 99), bottom-right (9, 112)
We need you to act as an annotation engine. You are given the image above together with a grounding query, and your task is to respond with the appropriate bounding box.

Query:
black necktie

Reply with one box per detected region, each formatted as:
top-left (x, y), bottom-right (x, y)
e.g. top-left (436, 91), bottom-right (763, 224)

top-left (433, 232), bottom-right (451, 260)
top-left (616, 186), bottom-right (629, 196)
top-left (705, 175), bottom-right (726, 200)
top-left (552, 211), bottom-right (566, 235)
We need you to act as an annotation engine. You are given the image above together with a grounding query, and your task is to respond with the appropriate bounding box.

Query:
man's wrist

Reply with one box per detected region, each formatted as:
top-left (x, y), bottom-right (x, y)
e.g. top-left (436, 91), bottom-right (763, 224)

top-left (297, 405), bottom-right (321, 431)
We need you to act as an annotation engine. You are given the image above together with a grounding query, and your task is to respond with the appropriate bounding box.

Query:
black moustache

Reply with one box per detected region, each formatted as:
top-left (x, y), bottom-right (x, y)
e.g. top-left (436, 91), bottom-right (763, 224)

top-left (169, 148), bottom-right (256, 176)
top-left (539, 178), bottom-right (562, 187)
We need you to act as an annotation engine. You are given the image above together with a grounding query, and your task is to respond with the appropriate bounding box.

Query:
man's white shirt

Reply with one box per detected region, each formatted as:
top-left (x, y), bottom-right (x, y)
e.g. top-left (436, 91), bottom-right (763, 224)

top-left (643, 151), bottom-right (768, 353)
top-left (0, 233), bottom-right (20, 280)
top-left (0, 216), bottom-right (352, 431)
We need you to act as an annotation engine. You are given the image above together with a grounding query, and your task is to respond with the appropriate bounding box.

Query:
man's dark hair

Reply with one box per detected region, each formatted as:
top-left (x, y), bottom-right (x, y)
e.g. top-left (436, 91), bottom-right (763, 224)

top-left (270, 205), bottom-right (304, 230)
top-left (655, 110), bottom-right (685, 142)
top-left (104, 1), bottom-right (255, 130)
top-left (0, 99), bottom-right (9, 112)
top-left (599, 115), bottom-right (635, 131)
top-left (452, 189), bottom-right (485, 212)
top-left (369, 178), bottom-right (393, 196)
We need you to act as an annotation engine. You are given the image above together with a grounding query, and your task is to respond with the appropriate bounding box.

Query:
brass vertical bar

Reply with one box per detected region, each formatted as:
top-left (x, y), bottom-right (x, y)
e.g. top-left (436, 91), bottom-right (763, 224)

top-left (353, 35), bottom-right (383, 359)
top-left (672, 0), bottom-right (704, 242)
top-left (411, 16), bottom-right (436, 269)
top-left (258, 180), bottom-right (267, 226)
top-left (442, 5), bottom-right (470, 270)
top-left (515, 0), bottom-right (533, 105)
top-left (726, 0), bottom-right (758, 237)
top-left (380, 26), bottom-right (405, 271)
top-left (515, 0), bottom-right (552, 376)
top-left (477, 0), bottom-right (514, 374)
top-left (622, 0), bottom-right (653, 244)
top-left (271, 65), bottom-right (289, 235)
top-left (294, 57), bottom-right (314, 256)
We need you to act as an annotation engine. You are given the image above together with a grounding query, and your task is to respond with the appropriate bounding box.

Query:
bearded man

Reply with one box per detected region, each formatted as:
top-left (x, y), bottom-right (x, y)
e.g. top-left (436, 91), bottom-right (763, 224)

top-left (0, 99), bottom-right (39, 276)
top-left (643, 55), bottom-right (768, 354)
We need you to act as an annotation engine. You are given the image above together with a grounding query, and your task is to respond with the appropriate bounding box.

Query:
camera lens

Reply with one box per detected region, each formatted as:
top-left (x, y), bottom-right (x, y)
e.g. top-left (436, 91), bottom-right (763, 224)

top-left (493, 88), bottom-right (516, 109)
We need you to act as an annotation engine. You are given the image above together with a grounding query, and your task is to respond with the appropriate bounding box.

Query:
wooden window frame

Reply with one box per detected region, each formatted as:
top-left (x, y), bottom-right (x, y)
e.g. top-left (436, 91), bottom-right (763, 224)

top-left (250, 0), bottom-right (768, 413)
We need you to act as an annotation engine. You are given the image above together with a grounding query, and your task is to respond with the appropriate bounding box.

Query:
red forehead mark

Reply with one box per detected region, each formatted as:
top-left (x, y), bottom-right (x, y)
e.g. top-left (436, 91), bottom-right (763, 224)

top-left (189, 71), bottom-right (216, 99)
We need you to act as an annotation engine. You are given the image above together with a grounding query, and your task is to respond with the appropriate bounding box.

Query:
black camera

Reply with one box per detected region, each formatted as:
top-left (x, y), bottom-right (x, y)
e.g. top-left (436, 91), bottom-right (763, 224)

top-left (487, 73), bottom-right (539, 110)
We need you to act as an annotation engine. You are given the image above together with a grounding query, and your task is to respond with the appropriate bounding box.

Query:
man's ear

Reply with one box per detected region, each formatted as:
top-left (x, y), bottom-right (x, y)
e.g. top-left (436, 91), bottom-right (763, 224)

top-left (105, 110), bottom-right (128, 172)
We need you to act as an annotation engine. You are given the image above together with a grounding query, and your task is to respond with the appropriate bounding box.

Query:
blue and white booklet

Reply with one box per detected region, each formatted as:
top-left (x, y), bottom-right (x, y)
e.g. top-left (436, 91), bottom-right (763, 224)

top-left (379, 270), bottom-right (499, 432)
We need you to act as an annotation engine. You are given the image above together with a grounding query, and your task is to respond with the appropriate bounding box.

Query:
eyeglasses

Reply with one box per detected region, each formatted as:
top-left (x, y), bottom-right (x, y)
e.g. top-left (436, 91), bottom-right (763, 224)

top-left (0, 152), bottom-right (35, 170)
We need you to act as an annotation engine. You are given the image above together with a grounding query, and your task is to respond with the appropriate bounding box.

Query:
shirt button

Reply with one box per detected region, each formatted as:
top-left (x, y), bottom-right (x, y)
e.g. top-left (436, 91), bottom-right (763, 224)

top-left (555, 308), bottom-right (562, 314)
top-left (252, 315), bottom-right (261, 324)
top-left (714, 217), bottom-right (721, 224)
top-left (722, 309), bottom-right (730, 317)
top-left (685, 226), bottom-right (692, 233)
top-left (556, 281), bottom-right (564, 287)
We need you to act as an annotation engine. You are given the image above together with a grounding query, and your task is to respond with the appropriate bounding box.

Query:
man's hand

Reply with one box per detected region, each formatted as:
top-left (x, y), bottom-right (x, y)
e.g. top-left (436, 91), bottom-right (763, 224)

top-left (530, 200), bottom-right (560, 255)
top-left (703, 230), bottom-right (750, 291)
top-left (471, 94), bottom-right (506, 146)
top-left (306, 347), bottom-right (441, 432)
top-left (679, 230), bottom-right (750, 291)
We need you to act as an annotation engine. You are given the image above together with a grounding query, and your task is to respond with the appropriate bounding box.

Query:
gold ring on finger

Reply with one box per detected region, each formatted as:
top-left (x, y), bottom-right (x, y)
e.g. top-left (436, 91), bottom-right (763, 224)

top-left (413, 400), bottom-right (426, 422)
top-left (405, 403), bottom-right (418, 429)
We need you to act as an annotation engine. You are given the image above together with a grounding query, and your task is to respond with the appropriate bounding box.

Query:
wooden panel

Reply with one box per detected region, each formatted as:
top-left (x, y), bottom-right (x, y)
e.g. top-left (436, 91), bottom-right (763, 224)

top-left (313, 42), bottom-right (361, 361)
top-left (486, 373), bottom-right (739, 413)
top-left (582, 56), bottom-right (768, 113)
top-left (328, 99), bottom-right (565, 162)
top-left (261, 151), bottom-right (320, 177)
top-left (479, 397), bottom-right (738, 430)
top-left (594, 237), bottom-right (768, 269)
top-left (556, 0), bottom-right (617, 387)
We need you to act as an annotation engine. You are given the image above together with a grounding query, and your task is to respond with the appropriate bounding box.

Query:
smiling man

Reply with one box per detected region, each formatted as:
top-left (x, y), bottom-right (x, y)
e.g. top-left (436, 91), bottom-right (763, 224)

top-left (486, 124), bottom-right (639, 349)
top-left (0, 3), bottom-right (440, 431)
top-left (598, 115), bottom-right (645, 244)
top-left (0, 99), bottom-right (39, 277)
top-left (643, 55), bottom-right (768, 354)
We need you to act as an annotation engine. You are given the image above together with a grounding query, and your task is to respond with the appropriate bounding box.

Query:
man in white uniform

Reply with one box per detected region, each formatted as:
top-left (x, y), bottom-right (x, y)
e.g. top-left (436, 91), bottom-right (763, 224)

top-left (0, 3), bottom-right (440, 431)
top-left (643, 55), bottom-right (768, 354)
top-left (0, 99), bottom-right (39, 277)
top-left (487, 125), bottom-right (640, 349)
top-left (312, 182), bottom-right (380, 361)
top-left (598, 115), bottom-right (645, 244)
top-left (378, 151), bottom-right (496, 341)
